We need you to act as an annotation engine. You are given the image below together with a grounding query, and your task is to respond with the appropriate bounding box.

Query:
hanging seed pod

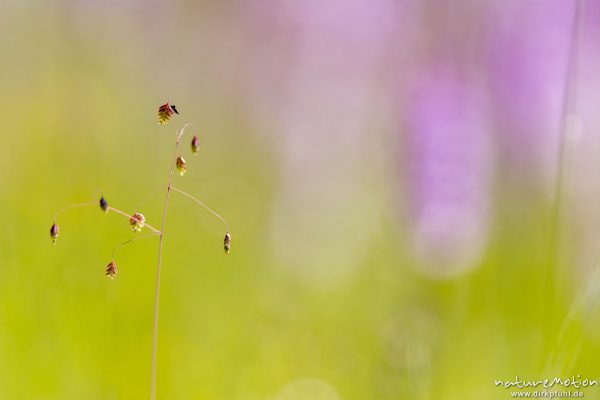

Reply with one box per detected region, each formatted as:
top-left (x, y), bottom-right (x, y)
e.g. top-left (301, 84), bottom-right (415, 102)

top-left (99, 196), bottom-right (109, 213)
top-left (191, 135), bottom-right (200, 155)
top-left (176, 156), bottom-right (187, 176)
top-left (224, 232), bottom-right (231, 254)
top-left (157, 102), bottom-right (175, 125)
top-left (129, 212), bottom-right (145, 232)
top-left (106, 261), bottom-right (118, 279)
top-left (50, 222), bottom-right (59, 244)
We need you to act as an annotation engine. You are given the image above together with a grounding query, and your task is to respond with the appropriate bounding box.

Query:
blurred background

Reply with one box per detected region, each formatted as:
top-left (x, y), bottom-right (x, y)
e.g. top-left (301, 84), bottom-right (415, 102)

top-left (2, 0), bottom-right (600, 398)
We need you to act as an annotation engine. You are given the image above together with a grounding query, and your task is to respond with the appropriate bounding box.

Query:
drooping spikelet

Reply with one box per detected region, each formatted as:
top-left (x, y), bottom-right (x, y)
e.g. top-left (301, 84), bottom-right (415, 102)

top-left (129, 212), bottom-right (145, 232)
top-left (99, 195), bottom-right (109, 213)
top-left (50, 222), bottom-right (59, 244)
top-left (158, 102), bottom-right (178, 125)
top-left (224, 232), bottom-right (231, 254)
top-left (176, 156), bottom-right (187, 176)
top-left (191, 135), bottom-right (200, 154)
top-left (106, 261), bottom-right (118, 279)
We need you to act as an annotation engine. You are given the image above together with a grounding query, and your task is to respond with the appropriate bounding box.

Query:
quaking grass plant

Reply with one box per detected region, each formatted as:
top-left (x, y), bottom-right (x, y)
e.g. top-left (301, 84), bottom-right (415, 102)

top-left (49, 101), bottom-right (231, 399)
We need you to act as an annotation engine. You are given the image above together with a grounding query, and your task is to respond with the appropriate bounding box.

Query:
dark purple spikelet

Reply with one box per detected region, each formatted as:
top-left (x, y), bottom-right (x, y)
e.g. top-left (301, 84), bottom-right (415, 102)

top-left (100, 196), bottom-right (109, 213)
top-left (50, 222), bottom-right (59, 244)
top-left (224, 232), bottom-right (231, 254)
top-left (191, 135), bottom-right (200, 155)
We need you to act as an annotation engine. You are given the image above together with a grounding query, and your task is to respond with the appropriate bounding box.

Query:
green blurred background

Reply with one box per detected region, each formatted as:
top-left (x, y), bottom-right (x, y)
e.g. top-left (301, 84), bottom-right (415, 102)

top-left (2, 1), bottom-right (600, 399)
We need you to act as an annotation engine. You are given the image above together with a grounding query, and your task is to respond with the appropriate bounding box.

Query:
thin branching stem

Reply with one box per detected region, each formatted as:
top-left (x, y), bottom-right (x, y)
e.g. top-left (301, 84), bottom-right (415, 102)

top-left (171, 186), bottom-right (229, 232)
top-left (53, 202), bottom-right (161, 234)
top-left (111, 233), bottom-right (159, 259)
top-left (53, 201), bottom-right (96, 221)
top-left (151, 124), bottom-right (195, 400)
top-left (177, 123), bottom-right (196, 141)
top-left (547, 0), bottom-right (583, 289)
top-left (136, 186), bottom-right (164, 210)
top-left (544, 0), bottom-right (584, 373)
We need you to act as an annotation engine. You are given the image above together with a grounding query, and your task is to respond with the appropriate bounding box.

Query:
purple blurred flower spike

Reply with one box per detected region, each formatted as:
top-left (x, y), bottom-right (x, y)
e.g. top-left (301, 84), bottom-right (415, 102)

top-left (487, 1), bottom-right (576, 190)
top-left (407, 68), bottom-right (492, 279)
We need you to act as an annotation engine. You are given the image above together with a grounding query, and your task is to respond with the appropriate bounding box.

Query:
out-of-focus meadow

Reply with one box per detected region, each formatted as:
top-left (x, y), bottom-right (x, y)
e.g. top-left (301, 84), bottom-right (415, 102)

top-left (2, 0), bottom-right (600, 399)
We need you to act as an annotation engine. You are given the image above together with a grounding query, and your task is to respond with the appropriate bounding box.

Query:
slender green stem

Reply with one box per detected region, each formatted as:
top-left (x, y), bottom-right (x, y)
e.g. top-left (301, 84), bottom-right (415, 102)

top-left (170, 186), bottom-right (229, 231)
top-left (151, 124), bottom-right (194, 400)
top-left (544, 0), bottom-right (583, 371)
top-left (136, 186), bottom-right (164, 210)
top-left (111, 233), bottom-right (158, 260)
top-left (547, 0), bottom-right (582, 292)
top-left (53, 202), bottom-right (160, 234)
top-left (53, 201), bottom-right (96, 220)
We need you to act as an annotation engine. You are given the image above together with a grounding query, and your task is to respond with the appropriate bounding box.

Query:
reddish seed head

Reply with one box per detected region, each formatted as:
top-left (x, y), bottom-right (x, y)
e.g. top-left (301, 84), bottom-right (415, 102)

top-left (158, 102), bottom-right (175, 125)
top-left (176, 156), bottom-right (187, 176)
top-left (129, 212), bottom-right (145, 232)
top-left (106, 261), bottom-right (118, 279)
top-left (50, 222), bottom-right (59, 244)
top-left (191, 135), bottom-right (200, 155)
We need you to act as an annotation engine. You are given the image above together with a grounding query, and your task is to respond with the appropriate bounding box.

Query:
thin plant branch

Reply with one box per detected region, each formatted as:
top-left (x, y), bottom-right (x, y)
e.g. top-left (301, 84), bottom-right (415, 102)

top-left (544, 0), bottom-right (584, 372)
top-left (53, 201), bottom-right (96, 221)
top-left (177, 123), bottom-right (196, 141)
top-left (135, 185), bottom-right (164, 210)
top-left (111, 233), bottom-right (159, 260)
top-left (151, 124), bottom-right (189, 400)
top-left (171, 186), bottom-right (229, 232)
top-left (547, 0), bottom-right (583, 284)
top-left (53, 202), bottom-right (161, 235)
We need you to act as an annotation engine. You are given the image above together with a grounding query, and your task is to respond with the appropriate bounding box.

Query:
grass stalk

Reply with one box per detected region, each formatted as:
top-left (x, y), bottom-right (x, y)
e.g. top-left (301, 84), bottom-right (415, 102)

top-left (544, 0), bottom-right (584, 371)
top-left (151, 124), bottom-right (195, 400)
